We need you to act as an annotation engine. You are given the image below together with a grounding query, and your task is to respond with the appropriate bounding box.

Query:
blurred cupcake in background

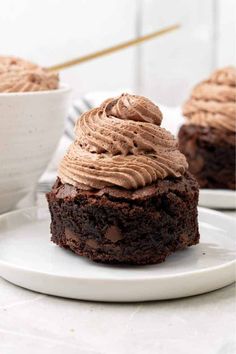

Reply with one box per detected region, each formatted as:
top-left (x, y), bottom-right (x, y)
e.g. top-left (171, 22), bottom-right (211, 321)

top-left (178, 67), bottom-right (236, 190)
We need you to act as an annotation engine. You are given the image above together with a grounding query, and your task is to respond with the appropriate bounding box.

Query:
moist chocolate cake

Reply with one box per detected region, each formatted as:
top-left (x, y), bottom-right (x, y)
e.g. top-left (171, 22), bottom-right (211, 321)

top-left (179, 124), bottom-right (235, 189)
top-left (179, 67), bottom-right (236, 190)
top-left (47, 93), bottom-right (199, 265)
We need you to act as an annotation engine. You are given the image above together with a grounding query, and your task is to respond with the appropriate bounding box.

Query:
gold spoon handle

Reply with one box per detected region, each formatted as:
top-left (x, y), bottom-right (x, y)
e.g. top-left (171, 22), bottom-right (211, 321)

top-left (47, 23), bottom-right (180, 72)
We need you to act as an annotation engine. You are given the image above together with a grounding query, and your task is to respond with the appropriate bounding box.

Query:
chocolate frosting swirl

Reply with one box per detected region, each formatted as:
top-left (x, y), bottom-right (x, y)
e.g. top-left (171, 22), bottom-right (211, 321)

top-left (0, 56), bottom-right (59, 93)
top-left (59, 94), bottom-right (188, 190)
top-left (183, 66), bottom-right (236, 132)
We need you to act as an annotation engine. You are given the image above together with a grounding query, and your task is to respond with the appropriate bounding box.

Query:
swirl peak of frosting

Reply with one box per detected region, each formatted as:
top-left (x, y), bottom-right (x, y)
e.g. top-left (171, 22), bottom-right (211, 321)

top-left (0, 56), bottom-right (59, 93)
top-left (183, 66), bottom-right (236, 132)
top-left (59, 94), bottom-right (188, 190)
top-left (101, 93), bottom-right (163, 125)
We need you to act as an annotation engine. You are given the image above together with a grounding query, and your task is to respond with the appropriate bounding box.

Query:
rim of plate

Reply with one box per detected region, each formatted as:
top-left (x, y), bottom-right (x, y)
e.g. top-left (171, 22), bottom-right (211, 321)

top-left (0, 84), bottom-right (71, 97)
top-left (200, 189), bottom-right (236, 195)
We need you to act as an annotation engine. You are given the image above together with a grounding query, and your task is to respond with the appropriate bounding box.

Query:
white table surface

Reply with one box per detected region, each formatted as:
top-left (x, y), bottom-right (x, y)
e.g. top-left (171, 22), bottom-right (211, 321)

top-left (0, 195), bottom-right (235, 354)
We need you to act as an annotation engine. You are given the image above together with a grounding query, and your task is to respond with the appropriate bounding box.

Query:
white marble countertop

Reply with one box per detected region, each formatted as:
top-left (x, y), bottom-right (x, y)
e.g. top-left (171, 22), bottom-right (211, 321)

top-left (0, 196), bottom-right (235, 354)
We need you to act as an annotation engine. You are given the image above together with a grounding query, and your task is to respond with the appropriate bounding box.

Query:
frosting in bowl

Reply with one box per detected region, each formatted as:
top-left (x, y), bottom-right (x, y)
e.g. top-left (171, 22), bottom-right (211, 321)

top-left (0, 56), bottom-right (59, 93)
top-left (59, 93), bottom-right (188, 190)
top-left (183, 66), bottom-right (236, 132)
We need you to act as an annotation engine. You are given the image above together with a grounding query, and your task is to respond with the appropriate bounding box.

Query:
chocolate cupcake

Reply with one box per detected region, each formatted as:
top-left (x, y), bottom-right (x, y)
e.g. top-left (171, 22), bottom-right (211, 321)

top-left (178, 67), bottom-right (236, 190)
top-left (47, 94), bottom-right (199, 265)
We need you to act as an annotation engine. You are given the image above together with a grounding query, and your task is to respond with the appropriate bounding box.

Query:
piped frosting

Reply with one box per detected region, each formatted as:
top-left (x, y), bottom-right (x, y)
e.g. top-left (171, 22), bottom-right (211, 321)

top-left (0, 56), bottom-right (59, 93)
top-left (59, 93), bottom-right (188, 190)
top-left (183, 66), bottom-right (236, 132)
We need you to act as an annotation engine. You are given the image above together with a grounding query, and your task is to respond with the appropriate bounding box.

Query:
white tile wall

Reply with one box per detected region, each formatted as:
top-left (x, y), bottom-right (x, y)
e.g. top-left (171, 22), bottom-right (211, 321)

top-left (217, 0), bottom-right (236, 67)
top-left (0, 0), bottom-right (235, 104)
top-left (138, 0), bottom-right (215, 105)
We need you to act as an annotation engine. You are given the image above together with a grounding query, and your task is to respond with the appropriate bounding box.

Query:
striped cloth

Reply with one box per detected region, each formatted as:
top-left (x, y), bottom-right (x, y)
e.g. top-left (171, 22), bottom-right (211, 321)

top-left (64, 96), bottom-right (94, 140)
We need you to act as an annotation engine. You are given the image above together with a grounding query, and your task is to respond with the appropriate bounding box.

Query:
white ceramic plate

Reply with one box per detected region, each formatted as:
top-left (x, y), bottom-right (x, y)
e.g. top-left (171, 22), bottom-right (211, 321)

top-left (0, 207), bottom-right (235, 302)
top-left (199, 189), bottom-right (236, 209)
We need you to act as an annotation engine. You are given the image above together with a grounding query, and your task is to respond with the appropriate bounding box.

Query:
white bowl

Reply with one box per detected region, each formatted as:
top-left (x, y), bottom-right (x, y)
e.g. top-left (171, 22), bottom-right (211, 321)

top-left (0, 86), bottom-right (71, 213)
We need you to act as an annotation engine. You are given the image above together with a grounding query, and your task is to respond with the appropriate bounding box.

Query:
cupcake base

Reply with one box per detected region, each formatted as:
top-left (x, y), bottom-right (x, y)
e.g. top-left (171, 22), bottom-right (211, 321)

top-left (47, 173), bottom-right (199, 265)
top-left (178, 124), bottom-right (236, 190)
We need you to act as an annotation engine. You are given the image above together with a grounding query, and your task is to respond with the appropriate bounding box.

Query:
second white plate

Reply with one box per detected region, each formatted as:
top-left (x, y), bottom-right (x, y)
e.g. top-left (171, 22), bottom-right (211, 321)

top-left (199, 189), bottom-right (236, 209)
top-left (0, 207), bottom-right (235, 302)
